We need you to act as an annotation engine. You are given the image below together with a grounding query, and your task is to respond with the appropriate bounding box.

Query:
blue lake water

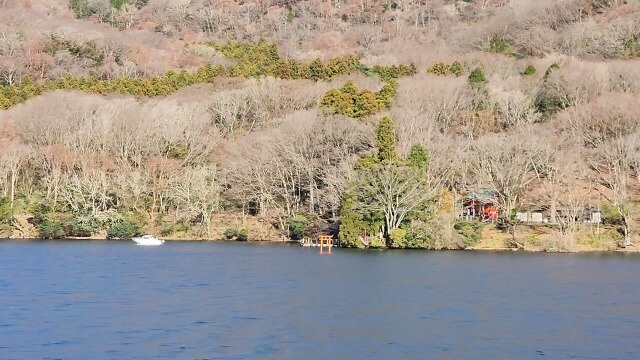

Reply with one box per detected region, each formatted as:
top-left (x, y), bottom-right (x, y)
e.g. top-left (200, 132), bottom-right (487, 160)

top-left (1, 240), bottom-right (640, 359)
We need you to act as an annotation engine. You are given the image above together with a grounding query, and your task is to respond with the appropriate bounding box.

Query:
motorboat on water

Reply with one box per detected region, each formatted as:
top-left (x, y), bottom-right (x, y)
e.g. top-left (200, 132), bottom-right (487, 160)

top-left (132, 234), bottom-right (164, 246)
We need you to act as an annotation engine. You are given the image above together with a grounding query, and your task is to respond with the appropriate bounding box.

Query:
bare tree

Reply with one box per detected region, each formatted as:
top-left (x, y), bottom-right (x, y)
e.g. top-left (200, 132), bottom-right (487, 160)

top-left (491, 87), bottom-right (541, 128)
top-left (472, 132), bottom-right (542, 244)
top-left (112, 167), bottom-right (149, 213)
top-left (591, 135), bottom-right (640, 247)
top-left (223, 110), bottom-right (371, 234)
top-left (170, 165), bottom-right (223, 237)
top-left (0, 142), bottom-right (31, 208)
top-left (275, 110), bottom-right (371, 216)
top-left (392, 75), bottom-right (470, 134)
top-left (0, 57), bottom-right (23, 86)
top-left (356, 24), bottom-right (381, 50)
top-left (60, 169), bottom-right (114, 215)
top-left (39, 144), bottom-right (78, 207)
top-left (562, 92), bottom-right (640, 148)
top-left (530, 133), bottom-right (594, 244)
top-left (144, 156), bottom-right (181, 217)
top-left (353, 164), bottom-right (431, 240)
top-left (208, 88), bottom-right (255, 138)
top-left (225, 147), bottom-right (273, 219)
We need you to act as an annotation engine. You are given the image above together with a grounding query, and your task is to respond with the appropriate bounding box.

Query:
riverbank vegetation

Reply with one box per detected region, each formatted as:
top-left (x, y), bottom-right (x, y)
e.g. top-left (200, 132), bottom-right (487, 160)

top-left (1, 0), bottom-right (640, 251)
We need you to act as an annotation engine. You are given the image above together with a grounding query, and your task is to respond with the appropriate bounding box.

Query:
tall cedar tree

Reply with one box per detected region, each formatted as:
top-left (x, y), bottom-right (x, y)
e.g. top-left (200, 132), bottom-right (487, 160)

top-left (376, 116), bottom-right (397, 163)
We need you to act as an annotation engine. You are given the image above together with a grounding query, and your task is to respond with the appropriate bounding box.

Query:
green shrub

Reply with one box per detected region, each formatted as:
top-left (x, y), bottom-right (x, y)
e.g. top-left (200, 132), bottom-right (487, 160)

top-left (407, 143), bottom-right (429, 170)
top-left (69, 214), bottom-right (99, 237)
top-left (39, 215), bottom-right (74, 239)
top-left (321, 79), bottom-right (397, 118)
top-left (32, 204), bottom-right (74, 239)
top-left (337, 191), bottom-right (386, 249)
top-left (376, 78), bottom-right (398, 108)
top-left (404, 221), bottom-right (441, 249)
top-left (107, 221), bottom-right (141, 239)
top-left (624, 34), bottom-right (640, 57)
top-left (39, 218), bottom-right (67, 239)
top-left (223, 228), bottom-right (248, 241)
top-left (287, 217), bottom-right (307, 240)
top-left (523, 65), bottom-right (537, 76)
top-left (130, 211), bottom-right (148, 228)
top-left (109, 0), bottom-right (127, 10)
top-left (468, 67), bottom-right (488, 86)
top-left (370, 63), bottom-right (418, 81)
top-left (207, 40), bottom-right (362, 80)
top-left (534, 79), bottom-right (571, 116)
top-left (237, 229), bottom-right (248, 241)
top-left (427, 62), bottom-right (448, 75)
top-left (286, 11), bottom-right (295, 23)
top-left (389, 228), bottom-right (407, 248)
top-left (223, 228), bottom-right (236, 239)
top-left (427, 61), bottom-right (464, 76)
top-left (369, 235), bottom-right (385, 248)
top-left (69, 0), bottom-right (95, 19)
top-left (454, 221), bottom-right (484, 247)
top-left (364, 63), bottom-right (417, 80)
top-left (0, 197), bottom-right (12, 234)
top-left (489, 34), bottom-right (510, 55)
top-left (535, 93), bottom-right (570, 116)
top-left (44, 35), bottom-right (105, 66)
top-left (160, 221), bottom-right (189, 236)
top-left (107, 213), bottom-right (143, 239)
top-left (449, 61), bottom-right (464, 76)
top-left (1, 40), bottom-right (418, 110)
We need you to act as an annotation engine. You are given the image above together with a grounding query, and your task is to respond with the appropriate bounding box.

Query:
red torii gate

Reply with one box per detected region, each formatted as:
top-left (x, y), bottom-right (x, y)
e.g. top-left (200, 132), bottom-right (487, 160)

top-left (318, 235), bottom-right (332, 254)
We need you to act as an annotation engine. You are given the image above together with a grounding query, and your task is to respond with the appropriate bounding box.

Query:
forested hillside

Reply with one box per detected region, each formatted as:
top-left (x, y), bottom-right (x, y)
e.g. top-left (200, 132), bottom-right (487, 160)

top-left (1, 0), bottom-right (639, 250)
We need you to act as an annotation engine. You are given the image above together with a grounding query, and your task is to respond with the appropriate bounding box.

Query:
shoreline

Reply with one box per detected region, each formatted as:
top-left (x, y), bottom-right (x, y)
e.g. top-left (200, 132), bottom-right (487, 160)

top-left (3, 236), bottom-right (640, 253)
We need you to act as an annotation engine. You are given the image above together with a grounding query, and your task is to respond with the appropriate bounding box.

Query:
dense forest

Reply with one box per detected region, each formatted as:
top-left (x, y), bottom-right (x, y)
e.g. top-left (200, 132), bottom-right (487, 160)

top-left (0, 0), bottom-right (639, 251)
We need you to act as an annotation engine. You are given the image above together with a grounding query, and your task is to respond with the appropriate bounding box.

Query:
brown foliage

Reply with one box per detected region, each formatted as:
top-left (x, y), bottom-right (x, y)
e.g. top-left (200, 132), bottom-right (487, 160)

top-left (1, 0), bottom-right (640, 239)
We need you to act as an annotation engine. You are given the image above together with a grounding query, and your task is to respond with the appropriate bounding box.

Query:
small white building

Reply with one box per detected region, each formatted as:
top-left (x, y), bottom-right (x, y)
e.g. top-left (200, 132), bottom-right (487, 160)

top-left (516, 210), bottom-right (545, 223)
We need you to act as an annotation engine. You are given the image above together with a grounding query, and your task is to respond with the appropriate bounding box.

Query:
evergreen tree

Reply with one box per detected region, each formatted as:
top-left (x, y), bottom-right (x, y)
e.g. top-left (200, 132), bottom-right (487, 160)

top-left (408, 144), bottom-right (429, 171)
top-left (375, 79), bottom-right (397, 108)
top-left (337, 194), bottom-right (367, 248)
top-left (376, 116), bottom-right (397, 163)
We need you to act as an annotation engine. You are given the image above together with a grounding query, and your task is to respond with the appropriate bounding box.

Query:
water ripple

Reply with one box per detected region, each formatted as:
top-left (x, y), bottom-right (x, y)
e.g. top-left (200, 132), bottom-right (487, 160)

top-left (1, 241), bottom-right (640, 359)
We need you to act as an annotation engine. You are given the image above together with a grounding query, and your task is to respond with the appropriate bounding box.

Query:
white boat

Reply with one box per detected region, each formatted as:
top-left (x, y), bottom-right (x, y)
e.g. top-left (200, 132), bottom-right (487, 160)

top-left (132, 234), bottom-right (164, 246)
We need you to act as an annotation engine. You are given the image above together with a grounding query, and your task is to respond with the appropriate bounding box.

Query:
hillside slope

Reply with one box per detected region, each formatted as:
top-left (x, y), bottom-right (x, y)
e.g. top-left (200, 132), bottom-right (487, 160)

top-left (1, 0), bottom-right (639, 250)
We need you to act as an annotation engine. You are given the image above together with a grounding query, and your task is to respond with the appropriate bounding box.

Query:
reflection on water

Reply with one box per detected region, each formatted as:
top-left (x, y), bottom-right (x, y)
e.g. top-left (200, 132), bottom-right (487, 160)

top-left (2, 240), bottom-right (640, 359)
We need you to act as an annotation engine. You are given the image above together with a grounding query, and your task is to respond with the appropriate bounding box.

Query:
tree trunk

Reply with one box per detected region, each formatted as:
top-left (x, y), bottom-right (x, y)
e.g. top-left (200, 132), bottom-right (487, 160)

top-left (205, 213), bottom-right (212, 238)
top-left (509, 223), bottom-right (524, 249)
top-left (308, 181), bottom-right (315, 215)
top-left (623, 215), bottom-right (631, 247)
top-left (10, 169), bottom-right (16, 208)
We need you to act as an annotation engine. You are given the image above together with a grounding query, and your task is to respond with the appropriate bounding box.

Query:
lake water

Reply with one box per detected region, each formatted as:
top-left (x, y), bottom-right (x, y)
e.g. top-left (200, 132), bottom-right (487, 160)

top-left (1, 240), bottom-right (640, 359)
